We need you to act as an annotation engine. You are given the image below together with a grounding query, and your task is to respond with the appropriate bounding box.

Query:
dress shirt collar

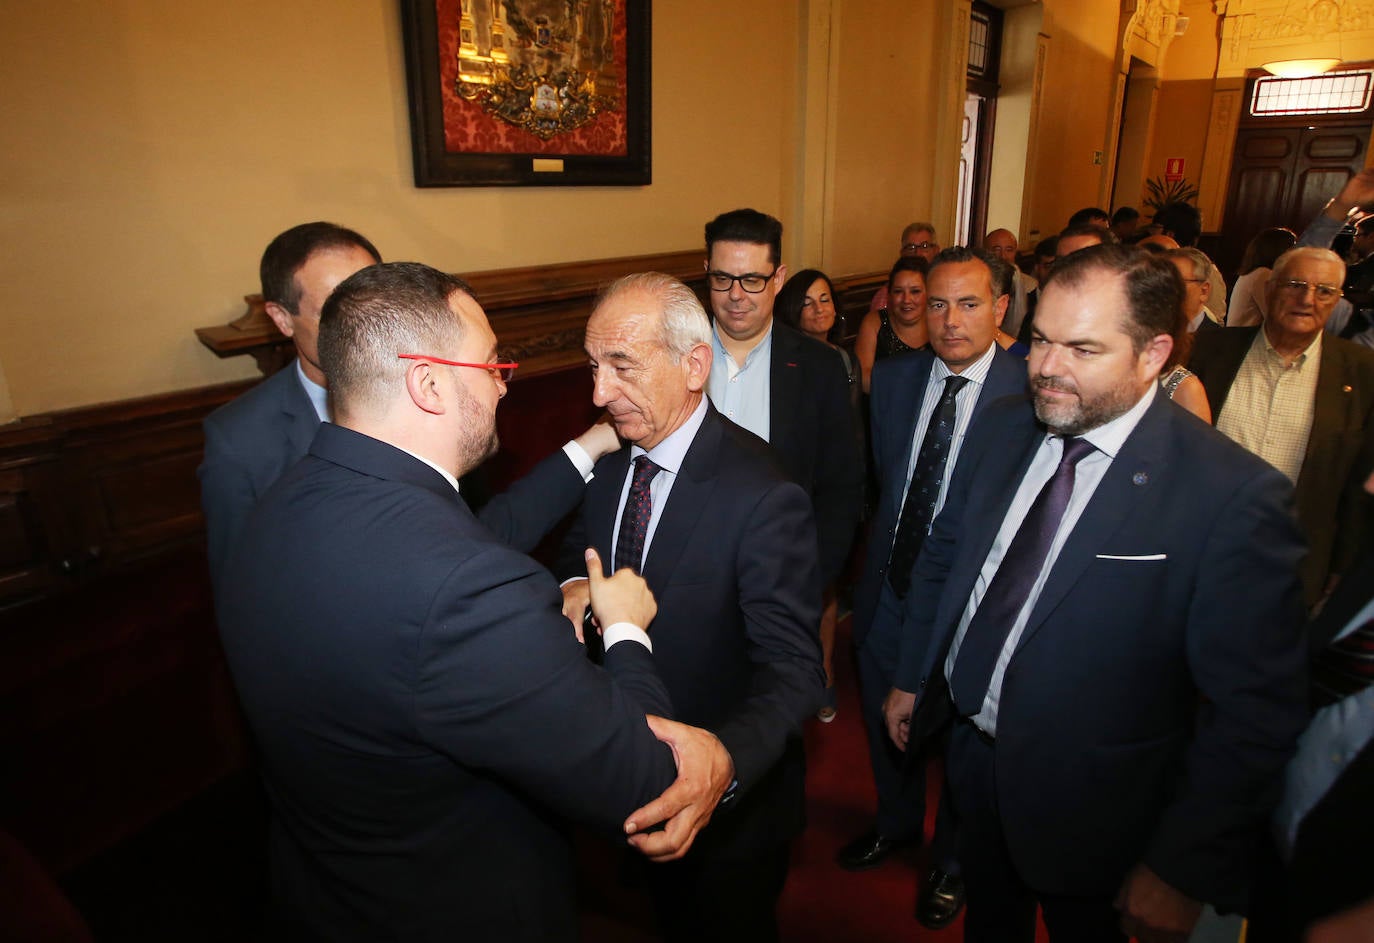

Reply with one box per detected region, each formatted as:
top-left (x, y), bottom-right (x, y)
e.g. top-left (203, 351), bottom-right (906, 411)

top-left (932, 340), bottom-right (998, 387)
top-left (395, 446), bottom-right (462, 495)
top-left (1059, 379), bottom-right (1157, 461)
top-left (711, 320), bottom-right (774, 370)
top-left (295, 358), bottom-right (330, 422)
top-left (1259, 323), bottom-right (1322, 366)
top-left (630, 395), bottom-right (709, 475)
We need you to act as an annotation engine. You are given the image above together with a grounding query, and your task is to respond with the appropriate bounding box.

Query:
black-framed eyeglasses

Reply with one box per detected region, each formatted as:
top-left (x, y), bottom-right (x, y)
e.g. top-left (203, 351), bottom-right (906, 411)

top-left (707, 269), bottom-right (777, 293)
top-left (397, 353), bottom-right (519, 382)
top-left (1277, 279), bottom-right (1342, 302)
top-left (902, 241), bottom-right (937, 253)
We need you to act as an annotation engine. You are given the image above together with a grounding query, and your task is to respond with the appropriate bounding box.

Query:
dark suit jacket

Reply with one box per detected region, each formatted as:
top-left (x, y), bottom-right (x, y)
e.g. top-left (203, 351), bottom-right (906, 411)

top-left (199, 361), bottom-right (588, 586)
top-left (560, 405), bottom-right (825, 855)
top-left (852, 345), bottom-right (1027, 656)
top-left (1285, 547), bottom-right (1374, 927)
top-left (767, 322), bottom-right (865, 584)
top-left (1189, 327), bottom-right (1374, 605)
top-left (899, 392), bottom-right (1309, 913)
top-left (217, 423), bottom-right (678, 943)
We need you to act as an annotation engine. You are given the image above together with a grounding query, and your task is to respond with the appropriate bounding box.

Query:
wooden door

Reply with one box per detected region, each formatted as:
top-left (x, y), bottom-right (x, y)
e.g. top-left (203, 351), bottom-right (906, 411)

top-left (1217, 120), bottom-right (1369, 281)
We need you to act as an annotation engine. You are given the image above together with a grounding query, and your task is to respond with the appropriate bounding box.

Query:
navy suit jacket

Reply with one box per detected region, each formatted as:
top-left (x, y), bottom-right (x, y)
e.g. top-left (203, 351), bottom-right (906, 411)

top-left (559, 405), bottom-right (825, 854)
top-left (767, 322), bottom-right (865, 584)
top-left (852, 344), bottom-right (1027, 655)
top-left (900, 392), bottom-right (1309, 912)
top-left (217, 423), bottom-right (678, 943)
top-left (199, 360), bottom-right (588, 586)
top-left (1189, 327), bottom-right (1374, 605)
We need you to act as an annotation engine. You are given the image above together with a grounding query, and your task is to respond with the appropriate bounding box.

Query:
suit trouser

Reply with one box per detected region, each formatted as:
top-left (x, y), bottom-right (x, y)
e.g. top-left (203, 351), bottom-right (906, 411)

top-left (856, 632), bottom-right (928, 840)
top-left (947, 720), bottom-right (1127, 943)
top-left (638, 840), bottom-right (791, 943)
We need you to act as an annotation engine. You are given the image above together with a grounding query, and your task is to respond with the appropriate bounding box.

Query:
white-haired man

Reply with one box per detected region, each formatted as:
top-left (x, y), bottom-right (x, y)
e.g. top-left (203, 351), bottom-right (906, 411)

top-left (1190, 246), bottom-right (1374, 606)
top-left (560, 272), bottom-right (825, 942)
top-left (216, 262), bottom-right (734, 942)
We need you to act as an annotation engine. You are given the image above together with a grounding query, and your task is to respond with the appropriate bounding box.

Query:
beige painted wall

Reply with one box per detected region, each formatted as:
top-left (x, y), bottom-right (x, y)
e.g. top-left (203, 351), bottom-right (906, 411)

top-left (986, 3), bottom-right (1045, 244)
top-left (822, 0), bottom-right (950, 276)
top-left (1023, 0), bottom-right (1124, 237)
top-left (0, 0), bottom-right (803, 416)
top-left (1139, 0), bottom-right (1221, 218)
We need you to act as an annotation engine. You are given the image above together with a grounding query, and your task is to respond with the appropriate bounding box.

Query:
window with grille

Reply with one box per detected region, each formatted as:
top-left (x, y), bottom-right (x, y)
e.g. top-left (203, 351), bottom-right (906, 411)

top-left (1250, 70), bottom-right (1373, 116)
top-left (968, 10), bottom-right (992, 79)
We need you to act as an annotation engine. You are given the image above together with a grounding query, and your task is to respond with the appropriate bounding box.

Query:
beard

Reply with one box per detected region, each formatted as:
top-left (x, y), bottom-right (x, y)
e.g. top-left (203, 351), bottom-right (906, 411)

top-left (1032, 374), bottom-right (1141, 436)
top-left (454, 386), bottom-right (500, 476)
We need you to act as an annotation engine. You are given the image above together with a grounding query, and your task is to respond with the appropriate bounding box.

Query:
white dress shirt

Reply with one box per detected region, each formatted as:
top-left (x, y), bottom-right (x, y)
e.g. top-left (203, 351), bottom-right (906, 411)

top-left (945, 383), bottom-right (1158, 736)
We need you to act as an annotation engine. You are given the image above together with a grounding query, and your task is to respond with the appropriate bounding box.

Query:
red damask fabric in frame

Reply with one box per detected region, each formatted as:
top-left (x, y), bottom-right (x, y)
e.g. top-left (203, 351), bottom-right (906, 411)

top-left (435, 0), bottom-right (630, 157)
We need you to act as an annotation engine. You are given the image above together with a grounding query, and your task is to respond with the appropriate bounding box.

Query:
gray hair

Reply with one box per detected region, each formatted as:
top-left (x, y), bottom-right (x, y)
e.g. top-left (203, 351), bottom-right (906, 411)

top-left (598, 272), bottom-right (711, 362)
top-left (318, 262), bottom-right (474, 417)
top-left (902, 221), bottom-right (937, 243)
top-left (1164, 247), bottom-right (1212, 283)
top-left (1272, 246), bottom-right (1346, 284)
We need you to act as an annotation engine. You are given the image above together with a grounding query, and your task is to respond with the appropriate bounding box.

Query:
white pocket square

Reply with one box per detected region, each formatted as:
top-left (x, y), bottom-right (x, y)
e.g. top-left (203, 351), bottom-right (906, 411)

top-left (1096, 553), bottom-right (1167, 561)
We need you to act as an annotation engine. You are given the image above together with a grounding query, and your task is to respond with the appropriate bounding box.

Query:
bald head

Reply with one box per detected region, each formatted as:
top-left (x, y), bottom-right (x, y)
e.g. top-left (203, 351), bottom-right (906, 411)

top-left (984, 229), bottom-right (1018, 266)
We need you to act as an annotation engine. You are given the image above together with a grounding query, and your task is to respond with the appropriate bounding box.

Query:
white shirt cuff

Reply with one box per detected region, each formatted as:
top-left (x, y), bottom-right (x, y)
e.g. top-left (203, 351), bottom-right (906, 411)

top-left (562, 440), bottom-right (595, 482)
top-left (559, 575), bottom-right (588, 589)
top-left (603, 622), bottom-right (652, 653)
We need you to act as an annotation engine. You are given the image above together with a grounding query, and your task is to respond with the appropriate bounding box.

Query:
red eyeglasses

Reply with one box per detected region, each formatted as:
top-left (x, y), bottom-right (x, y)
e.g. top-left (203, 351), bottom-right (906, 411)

top-left (398, 353), bottom-right (520, 382)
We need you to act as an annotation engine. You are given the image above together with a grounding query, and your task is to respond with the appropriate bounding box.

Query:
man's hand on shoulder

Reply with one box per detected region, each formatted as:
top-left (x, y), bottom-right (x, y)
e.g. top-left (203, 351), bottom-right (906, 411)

top-left (585, 548), bottom-right (656, 633)
top-left (1114, 864), bottom-right (1203, 943)
top-left (623, 715), bottom-right (734, 862)
top-left (573, 414), bottom-right (621, 462)
top-left (883, 687), bottom-right (917, 751)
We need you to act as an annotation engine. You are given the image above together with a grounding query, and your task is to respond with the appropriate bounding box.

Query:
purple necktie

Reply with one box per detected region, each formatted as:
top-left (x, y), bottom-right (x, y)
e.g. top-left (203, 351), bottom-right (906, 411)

top-left (614, 455), bottom-right (661, 574)
top-left (949, 436), bottom-right (1097, 716)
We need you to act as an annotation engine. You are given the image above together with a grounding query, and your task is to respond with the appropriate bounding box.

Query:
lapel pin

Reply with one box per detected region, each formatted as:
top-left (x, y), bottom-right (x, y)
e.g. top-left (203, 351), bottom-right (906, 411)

top-left (786, 361), bottom-right (799, 367)
top-left (1132, 471), bottom-right (1149, 486)
top-left (1343, 384), bottom-right (1353, 393)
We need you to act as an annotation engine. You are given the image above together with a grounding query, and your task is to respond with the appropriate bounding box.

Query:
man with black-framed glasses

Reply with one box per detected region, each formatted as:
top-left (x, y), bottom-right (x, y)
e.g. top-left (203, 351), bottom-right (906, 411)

top-left (1190, 245), bottom-right (1374, 608)
top-left (702, 208), bottom-right (863, 602)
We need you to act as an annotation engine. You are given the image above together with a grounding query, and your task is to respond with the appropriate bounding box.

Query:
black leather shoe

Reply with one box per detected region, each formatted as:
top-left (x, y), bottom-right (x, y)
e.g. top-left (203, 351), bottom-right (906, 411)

top-left (835, 829), bottom-right (914, 871)
top-left (916, 868), bottom-right (966, 929)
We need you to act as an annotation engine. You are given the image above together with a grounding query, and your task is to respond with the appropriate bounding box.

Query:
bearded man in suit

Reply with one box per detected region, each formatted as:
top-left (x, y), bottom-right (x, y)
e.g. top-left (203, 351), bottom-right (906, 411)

top-left (889, 244), bottom-right (1309, 942)
top-left (217, 262), bottom-right (734, 943)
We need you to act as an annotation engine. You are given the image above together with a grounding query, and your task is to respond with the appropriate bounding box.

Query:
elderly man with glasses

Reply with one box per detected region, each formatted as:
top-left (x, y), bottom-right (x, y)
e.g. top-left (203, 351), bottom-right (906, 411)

top-left (1190, 246), bottom-right (1374, 608)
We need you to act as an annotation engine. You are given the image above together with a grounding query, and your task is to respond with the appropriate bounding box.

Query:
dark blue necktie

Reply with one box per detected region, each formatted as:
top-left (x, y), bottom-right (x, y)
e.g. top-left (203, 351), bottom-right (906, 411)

top-left (887, 375), bottom-right (970, 598)
top-left (614, 455), bottom-right (660, 574)
top-left (949, 436), bottom-right (1097, 715)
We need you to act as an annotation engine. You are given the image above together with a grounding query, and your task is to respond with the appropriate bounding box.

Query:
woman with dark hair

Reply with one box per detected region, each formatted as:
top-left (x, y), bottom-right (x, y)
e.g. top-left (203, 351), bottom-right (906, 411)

top-left (776, 268), bottom-right (858, 388)
top-left (1228, 227), bottom-right (1296, 328)
top-left (776, 268), bottom-right (859, 723)
top-left (855, 256), bottom-right (930, 392)
top-left (1160, 290), bottom-right (1212, 423)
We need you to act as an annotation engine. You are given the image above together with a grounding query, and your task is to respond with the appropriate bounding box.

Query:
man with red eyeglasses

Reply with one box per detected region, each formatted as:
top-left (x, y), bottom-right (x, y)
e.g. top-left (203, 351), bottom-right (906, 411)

top-left (216, 262), bottom-right (734, 942)
top-left (199, 222), bottom-right (618, 587)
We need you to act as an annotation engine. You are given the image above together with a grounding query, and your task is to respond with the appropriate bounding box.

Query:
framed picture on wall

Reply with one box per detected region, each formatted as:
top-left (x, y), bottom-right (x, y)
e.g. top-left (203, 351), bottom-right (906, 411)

top-left (400, 0), bottom-right (650, 187)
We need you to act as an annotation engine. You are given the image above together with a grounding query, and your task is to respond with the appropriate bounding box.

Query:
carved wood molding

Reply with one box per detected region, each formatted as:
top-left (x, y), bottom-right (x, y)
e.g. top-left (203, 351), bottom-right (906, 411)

top-left (195, 249), bottom-right (888, 380)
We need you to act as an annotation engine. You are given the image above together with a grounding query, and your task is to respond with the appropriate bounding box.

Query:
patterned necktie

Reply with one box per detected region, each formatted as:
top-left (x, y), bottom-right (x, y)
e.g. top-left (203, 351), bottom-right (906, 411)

top-left (613, 455), bottom-right (661, 574)
top-left (949, 436), bottom-right (1098, 716)
top-left (1311, 616), bottom-right (1374, 707)
top-left (887, 374), bottom-right (970, 598)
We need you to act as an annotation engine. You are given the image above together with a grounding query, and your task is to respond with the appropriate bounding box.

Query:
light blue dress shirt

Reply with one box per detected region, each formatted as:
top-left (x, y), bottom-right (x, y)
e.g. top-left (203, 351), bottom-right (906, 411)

top-left (707, 325), bottom-right (772, 442)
